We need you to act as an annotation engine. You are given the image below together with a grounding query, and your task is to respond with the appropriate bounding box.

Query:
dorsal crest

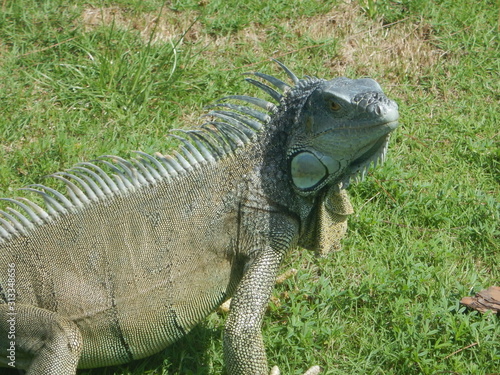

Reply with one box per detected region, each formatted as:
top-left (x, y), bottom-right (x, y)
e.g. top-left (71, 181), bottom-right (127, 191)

top-left (0, 60), bottom-right (309, 244)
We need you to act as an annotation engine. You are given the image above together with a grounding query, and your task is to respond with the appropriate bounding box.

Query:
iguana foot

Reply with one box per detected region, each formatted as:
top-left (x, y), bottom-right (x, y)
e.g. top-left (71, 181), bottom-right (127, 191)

top-left (270, 365), bottom-right (321, 375)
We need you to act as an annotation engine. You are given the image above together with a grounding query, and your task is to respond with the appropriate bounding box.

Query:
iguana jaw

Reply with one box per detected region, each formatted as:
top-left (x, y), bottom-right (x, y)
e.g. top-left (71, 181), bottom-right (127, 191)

top-left (339, 115), bottom-right (399, 188)
top-left (315, 120), bottom-right (397, 191)
top-left (339, 131), bottom-right (392, 189)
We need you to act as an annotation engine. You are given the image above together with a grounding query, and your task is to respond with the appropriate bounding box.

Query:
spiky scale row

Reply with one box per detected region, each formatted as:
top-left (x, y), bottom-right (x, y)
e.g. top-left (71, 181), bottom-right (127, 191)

top-left (0, 61), bottom-right (297, 244)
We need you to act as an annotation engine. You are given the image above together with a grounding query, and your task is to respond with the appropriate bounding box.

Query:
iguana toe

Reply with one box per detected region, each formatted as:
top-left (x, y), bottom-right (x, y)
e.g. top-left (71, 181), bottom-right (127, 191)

top-left (269, 365), bottom-right (321, 375)
top-left (304, 365), bottom-right (322, 375)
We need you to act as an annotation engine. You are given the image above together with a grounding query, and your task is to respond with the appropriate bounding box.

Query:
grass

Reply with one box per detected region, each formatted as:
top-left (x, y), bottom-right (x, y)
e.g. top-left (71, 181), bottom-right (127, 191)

top-left (0, 0), bottom-right (498, 374)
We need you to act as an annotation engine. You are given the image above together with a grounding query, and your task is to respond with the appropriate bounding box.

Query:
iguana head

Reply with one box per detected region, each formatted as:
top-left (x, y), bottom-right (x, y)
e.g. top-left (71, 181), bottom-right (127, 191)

top-left (287, 77), bottom-right (399, 195)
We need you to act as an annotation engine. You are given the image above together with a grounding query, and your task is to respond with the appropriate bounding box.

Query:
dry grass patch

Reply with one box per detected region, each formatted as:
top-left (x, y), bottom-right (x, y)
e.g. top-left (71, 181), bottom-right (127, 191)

top-left (81, 6), bottom-right (203, 44)
top-left (79, 2), bottom-right (449, 88)
top-left (287, 2), bottom-right (444, 82)
top-left (80, 5), bottom-right (268, 69)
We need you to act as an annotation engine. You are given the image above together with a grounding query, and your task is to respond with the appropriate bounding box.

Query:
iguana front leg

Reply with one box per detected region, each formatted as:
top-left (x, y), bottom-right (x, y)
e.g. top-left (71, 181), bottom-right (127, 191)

top-left (224, 247), bottom-right (282, 374)
top-left (224, 248), bottom-right (321, 375)
top-left (224, 216), bottom-right (320, 375)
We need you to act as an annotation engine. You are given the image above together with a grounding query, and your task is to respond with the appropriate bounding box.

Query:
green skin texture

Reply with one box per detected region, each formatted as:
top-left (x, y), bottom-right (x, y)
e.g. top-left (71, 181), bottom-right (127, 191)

top-left (0, 64), bottom-right (398, 375)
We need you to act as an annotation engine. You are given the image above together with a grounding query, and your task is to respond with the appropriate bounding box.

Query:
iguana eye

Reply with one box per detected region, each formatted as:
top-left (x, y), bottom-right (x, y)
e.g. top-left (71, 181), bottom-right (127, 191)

top-left (330, 100), bottom-right (341, 111)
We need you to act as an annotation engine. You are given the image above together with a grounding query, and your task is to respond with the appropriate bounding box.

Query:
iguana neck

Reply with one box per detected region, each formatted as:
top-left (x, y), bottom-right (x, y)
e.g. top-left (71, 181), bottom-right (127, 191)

top-left (256, 80), bottom-right (324, 215)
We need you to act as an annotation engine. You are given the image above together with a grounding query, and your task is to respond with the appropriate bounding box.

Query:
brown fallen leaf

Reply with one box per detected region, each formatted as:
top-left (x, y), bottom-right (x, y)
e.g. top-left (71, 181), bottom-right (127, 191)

top-left (460, 286), bottom-right (500, 314)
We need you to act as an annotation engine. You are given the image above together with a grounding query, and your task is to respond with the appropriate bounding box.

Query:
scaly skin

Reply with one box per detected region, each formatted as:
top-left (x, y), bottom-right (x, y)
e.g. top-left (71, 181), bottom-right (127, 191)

top-left (0, 61), bottom-right (398, 374)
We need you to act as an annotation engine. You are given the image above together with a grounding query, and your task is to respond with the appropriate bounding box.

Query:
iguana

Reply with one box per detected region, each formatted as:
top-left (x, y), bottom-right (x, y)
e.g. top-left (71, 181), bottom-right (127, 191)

top-left (0, 60), bottom-right (399, 375)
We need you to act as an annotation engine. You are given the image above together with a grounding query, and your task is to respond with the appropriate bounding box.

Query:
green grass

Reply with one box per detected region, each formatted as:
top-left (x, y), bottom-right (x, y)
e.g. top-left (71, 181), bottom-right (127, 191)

top-left (0, 0), bottom-right (498, 374)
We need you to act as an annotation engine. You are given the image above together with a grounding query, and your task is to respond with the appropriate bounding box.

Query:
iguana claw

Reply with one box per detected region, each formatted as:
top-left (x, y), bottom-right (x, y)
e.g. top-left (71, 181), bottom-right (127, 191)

top-left (270, 365), bottom-right (321, 375)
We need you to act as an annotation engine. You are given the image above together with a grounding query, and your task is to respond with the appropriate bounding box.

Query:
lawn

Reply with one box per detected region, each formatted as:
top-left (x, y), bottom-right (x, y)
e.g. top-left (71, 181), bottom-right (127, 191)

top-left (0, 0), bottom-right (498, 374)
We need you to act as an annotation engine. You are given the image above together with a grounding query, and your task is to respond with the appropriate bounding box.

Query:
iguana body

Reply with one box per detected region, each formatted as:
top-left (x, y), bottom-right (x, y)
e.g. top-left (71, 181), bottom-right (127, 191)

top-left (0, 61), bottom-right (398, 374)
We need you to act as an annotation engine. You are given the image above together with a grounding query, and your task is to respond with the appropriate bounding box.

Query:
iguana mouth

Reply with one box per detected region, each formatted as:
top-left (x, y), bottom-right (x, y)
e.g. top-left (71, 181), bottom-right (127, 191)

top-left (350, 118), bottom-right (399, 132)
top-left (379, 119), bottom-right (399, 131)
top-left (313, 119), bottom-right (399, 137)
